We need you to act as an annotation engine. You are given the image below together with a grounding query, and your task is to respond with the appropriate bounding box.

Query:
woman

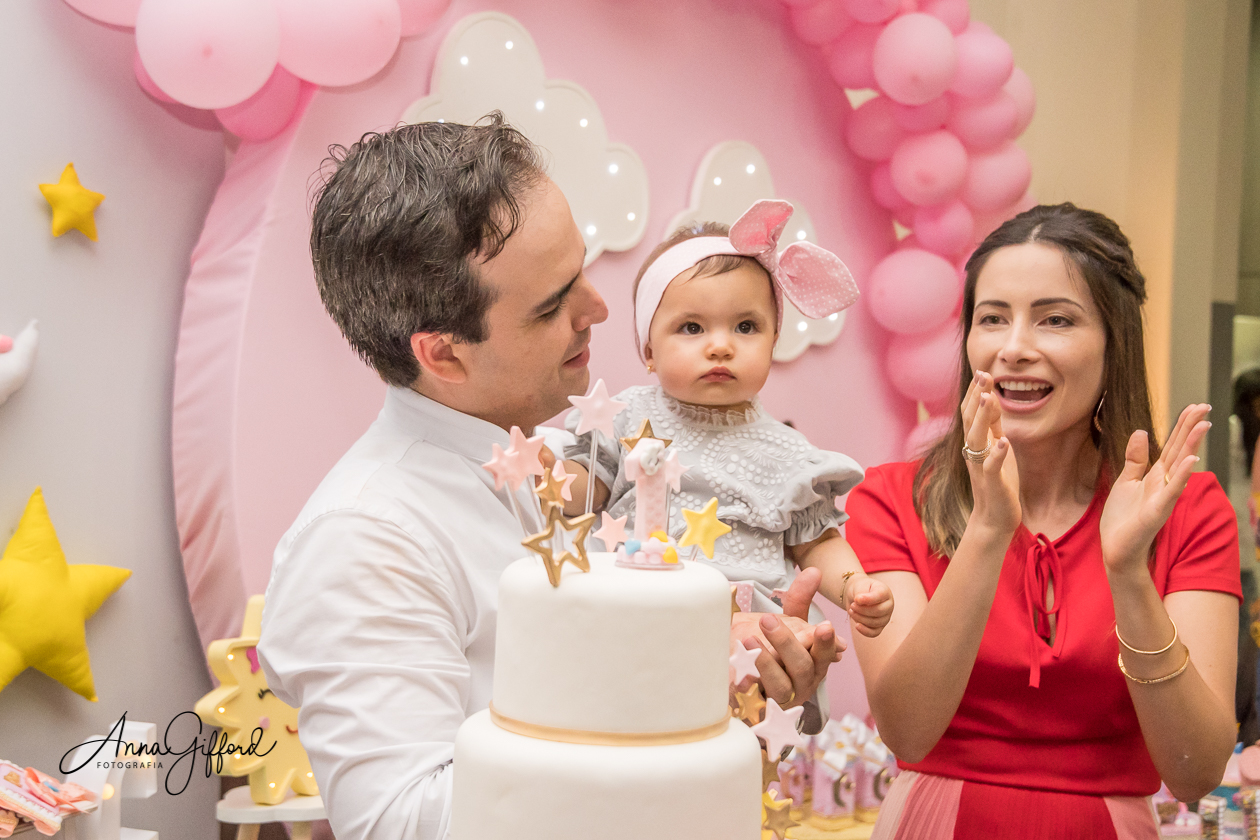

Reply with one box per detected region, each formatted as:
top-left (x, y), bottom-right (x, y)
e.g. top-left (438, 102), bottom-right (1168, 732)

top-left (847, 203), bottom-right (1240, 838)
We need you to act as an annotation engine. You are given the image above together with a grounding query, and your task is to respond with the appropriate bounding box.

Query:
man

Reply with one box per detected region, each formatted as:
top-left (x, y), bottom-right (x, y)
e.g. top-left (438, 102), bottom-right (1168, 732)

top-left (258, 114), bottom-right (839, 840)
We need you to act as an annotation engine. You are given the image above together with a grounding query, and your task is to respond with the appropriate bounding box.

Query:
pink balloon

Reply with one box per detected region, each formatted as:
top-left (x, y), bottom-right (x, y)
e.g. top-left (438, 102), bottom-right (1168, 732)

top-left (949, 28), bottom-right (1014, 99)
top-left (919, 0), bottom-right (968, 33)
top-left (791, 1), bottom-right (854, 45)
top-left (215, 66), bottom-right (304, 141)
top-left (135, 0), bottom-right (281, 110)
top-left (947, 90), bottom-right (1018, 150)
top-left (842, 0), bottom-right (899, 24)
top-left (1004, 66), bottom-right (1036, 135)
top-left (961, 142), bottom-right (1031, 212)
top-left (64, 0), bottom-right (141, 26)
top-left (827, 24), bottom-right (882, 89)
top-left (398, 0), bottom-right (449, 37)
top-left (893, 204), bottom-right (917, 230)
top-left (873, 13), bottom-right (958, 106)
top-left (889, 129), bottom-right (967, 206)
top-left (886, 321), bottom-right (962, 403)
top-left (904, 414), bottom-right (953, 459)
top-left (870, 164), bottom-right (911, 210)
top-left (913, 200), bottom-right (975, 256)
top-left (891, 96), bottom-right (950, 131)
top-left (276, 0), bottom-right (401, 87)
top-left (780, 0), bottom-right (822, 8)
top-left (846, 96), bottom-right (905, 161)
top-left (868, 248), bottom-right (961, 333)
top-left (133, 49), bottom-right (175, 103)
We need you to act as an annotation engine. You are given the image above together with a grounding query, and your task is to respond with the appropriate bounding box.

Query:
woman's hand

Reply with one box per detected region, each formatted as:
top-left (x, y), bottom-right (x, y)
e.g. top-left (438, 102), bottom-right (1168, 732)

top-left (1100, 403), bottom-right (1210, 576)
top-left (962, 371), bottom-right (1020, 537)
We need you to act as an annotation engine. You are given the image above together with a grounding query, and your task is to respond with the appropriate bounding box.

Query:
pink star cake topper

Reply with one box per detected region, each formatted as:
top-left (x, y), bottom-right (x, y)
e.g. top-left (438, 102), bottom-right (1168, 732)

top-left (660, 449), bottom-right (688, 492)
top-left (729, 644), bottom-right (761, 686)
top-left (593, 511), bottom-right (628, 548)
top-left (751, 698), bottom-right (806, 757)
top-left (550, 460), bottom-right (577, 501)
top-left (481, 426), bottom-right (546, 491)
top-left (567, 378), bottom-right (627, 438)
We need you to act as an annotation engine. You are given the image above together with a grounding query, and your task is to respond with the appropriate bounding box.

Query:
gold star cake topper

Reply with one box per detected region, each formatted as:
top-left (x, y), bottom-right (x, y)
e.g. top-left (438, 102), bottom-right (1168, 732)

top-left (0, 487), bottom-right (130, 701)
top-left (680, 497), bottom-right (732, 559)
top-left (761, 789), bottom-right (800, 839)
top-left (39, 163), bottom-right (105, 241)
top-left (733, 682), bottom-right (767, 726)
top-left (619, 418), bottom-right (671, 452)
top-left (194, 595), bottom-right (318, 805)
top-left (522, 505), bottom-right (596, 587)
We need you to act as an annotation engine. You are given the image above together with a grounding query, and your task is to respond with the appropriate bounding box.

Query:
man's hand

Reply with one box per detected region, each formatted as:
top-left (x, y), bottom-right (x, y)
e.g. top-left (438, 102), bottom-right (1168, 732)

top-left (729, 567), bottom-right (843, 709)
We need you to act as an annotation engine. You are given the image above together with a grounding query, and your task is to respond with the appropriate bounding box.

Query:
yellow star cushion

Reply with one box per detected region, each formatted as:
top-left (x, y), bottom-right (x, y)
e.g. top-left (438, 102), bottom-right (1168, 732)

top-left (0, 488), bottom-right (130, 701)
top-left (39, 163), bottom-right (105, 241)
top-left (195, 595), bottom-right (318, 805)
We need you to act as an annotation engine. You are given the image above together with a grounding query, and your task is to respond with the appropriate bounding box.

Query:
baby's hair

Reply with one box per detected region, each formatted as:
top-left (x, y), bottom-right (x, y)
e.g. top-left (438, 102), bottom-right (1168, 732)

top-left (631, 220), bottom-right (769, 359)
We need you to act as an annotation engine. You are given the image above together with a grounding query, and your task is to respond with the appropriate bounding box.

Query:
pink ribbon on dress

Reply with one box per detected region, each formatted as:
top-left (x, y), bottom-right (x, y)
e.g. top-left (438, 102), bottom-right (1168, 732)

top-left (634, 199), bottom-right (860, 351)
top-left (1024, 534), bottom-right (1066, 688)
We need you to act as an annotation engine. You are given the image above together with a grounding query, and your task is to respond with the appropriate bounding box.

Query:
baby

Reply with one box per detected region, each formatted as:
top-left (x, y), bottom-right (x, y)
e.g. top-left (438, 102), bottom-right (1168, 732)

top-left (562, 200), bottom-right (893, 637)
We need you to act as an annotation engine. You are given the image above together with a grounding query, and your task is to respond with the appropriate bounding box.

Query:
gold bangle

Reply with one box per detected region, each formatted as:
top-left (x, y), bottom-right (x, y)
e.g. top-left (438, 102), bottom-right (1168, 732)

top-left (839, 570), bottom-right (855, 610)
top-left (1117, 649), bottom-right (1190, 685)
top-left (1115, 620), bottom-right (1178, 655)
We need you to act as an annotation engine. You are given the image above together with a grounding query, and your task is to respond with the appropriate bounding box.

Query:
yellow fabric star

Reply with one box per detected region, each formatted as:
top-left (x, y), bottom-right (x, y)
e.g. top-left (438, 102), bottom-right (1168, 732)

top-left (39, 163), bottom-right (105, 241)
top-left (734, 682), bottom-right (767, 725)
top-left (679, 497), bottom-right (732, 559)
top-left (0, 488), bottom-right (130, 701)
top-left (619, 418), bottom-right (671, 452)
top-left (522, 508), bottom-right (596, 586)
top-left (762, 789), bottom-right (799, 839)
top-left (194, 596), bottom-right (318, 805)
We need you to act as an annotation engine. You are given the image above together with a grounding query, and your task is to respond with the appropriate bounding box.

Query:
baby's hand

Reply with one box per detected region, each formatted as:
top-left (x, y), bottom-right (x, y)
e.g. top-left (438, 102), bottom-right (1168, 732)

top-left (845, 576), bottom-right (894, 638)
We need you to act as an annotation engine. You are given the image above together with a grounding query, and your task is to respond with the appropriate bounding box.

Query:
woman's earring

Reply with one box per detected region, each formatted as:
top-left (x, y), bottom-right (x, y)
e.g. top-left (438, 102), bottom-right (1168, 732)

top-left (1093, 391), bottom-right (1106, 433)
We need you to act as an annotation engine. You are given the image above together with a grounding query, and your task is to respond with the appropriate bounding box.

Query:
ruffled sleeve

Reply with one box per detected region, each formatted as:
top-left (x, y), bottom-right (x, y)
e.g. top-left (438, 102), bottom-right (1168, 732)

top-left (783, 449), bottom-right (864, 546)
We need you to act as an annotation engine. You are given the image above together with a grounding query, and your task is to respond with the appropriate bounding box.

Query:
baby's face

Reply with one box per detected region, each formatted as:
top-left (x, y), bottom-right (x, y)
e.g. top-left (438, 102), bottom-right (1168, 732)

top-left (645, 261), bottom-right (777, 408)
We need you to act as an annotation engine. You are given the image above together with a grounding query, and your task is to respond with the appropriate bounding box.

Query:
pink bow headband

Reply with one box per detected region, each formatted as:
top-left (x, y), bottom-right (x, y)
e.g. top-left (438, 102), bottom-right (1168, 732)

top-left (635, 199), bottom-right (860, 352)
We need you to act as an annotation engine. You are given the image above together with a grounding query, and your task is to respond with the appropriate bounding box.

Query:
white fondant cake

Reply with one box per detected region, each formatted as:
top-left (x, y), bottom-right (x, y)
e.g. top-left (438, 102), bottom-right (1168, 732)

top-left (452, 552), bottom-right (762, 839)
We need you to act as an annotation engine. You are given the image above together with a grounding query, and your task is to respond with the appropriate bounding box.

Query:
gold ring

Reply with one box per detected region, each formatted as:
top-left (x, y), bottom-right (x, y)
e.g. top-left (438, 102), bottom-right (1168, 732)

top-left (962, 442), bottom-right (991, 463)
top-left (1163, 472), bottom-right (1170, 485)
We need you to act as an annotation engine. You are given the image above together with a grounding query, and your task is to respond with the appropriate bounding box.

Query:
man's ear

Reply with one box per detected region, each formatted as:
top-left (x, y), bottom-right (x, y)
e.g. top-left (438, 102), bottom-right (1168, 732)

top-left (410, 333), bottom-right (467, 384)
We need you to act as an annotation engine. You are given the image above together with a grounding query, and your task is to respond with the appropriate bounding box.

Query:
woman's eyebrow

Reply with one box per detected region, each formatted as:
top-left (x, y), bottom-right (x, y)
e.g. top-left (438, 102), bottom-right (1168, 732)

top-left (974, 297), bottom-right (1084, 310)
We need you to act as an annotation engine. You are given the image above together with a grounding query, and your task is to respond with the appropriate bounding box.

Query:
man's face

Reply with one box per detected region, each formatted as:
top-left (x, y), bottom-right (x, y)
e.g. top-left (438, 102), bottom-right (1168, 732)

top-left (458, 177), bottom-right (608, 431)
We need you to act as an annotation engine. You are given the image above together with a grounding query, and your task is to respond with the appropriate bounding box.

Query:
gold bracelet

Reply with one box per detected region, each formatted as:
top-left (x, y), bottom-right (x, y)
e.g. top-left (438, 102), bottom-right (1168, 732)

top-left (1115, 619), bottom-right (1178, 655)
top-left (1117, 649), bottom-right (1190, 685)
top-left (839, 570), bottom-right (855, 610)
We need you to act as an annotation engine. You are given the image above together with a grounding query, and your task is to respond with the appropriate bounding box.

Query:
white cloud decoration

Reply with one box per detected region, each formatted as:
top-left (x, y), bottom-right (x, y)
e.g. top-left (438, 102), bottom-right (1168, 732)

top-left (665, 142), bottom-right (847, 363)
top-left (401, 13), bottom-right (649, 266)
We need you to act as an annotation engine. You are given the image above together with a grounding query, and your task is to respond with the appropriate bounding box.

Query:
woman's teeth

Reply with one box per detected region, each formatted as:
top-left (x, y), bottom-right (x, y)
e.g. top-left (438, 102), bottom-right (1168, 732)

top-left (999, 382), bottom-right (1052, 402)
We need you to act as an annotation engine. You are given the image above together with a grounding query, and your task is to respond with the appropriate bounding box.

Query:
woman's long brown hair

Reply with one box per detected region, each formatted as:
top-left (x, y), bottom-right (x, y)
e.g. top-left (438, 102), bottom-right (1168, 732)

top-left (912, 203), bottom-right (1161, 557)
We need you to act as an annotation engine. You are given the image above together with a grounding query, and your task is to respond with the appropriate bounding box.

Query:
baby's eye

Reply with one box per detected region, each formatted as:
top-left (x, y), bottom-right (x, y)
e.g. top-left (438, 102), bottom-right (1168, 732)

top-left (679, 322), bottom-right (702, 335)
top-left (736, 320), bottom-right (758, 335)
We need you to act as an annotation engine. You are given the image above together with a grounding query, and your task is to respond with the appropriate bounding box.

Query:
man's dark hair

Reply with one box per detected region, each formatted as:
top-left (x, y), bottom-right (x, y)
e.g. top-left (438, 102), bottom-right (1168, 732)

top-left (310, 112), bottom-right (545, 386)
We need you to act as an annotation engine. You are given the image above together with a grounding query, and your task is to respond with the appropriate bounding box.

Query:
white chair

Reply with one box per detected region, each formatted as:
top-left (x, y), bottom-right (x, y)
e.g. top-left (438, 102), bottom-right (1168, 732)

top-left (59, 719), bottom-right (158, 840)
top-left (215, 786), bottom-right (325, 840)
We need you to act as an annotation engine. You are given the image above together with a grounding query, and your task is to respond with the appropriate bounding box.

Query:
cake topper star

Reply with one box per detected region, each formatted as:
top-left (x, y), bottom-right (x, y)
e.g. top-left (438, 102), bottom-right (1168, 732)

top-left (567, 378), bottom-right (627, 438)
top-left (660, 449), bottom-right (688, 492)
top-left (534, 463), bottom-right (573, 514)
top-left (761, 789), bottom-right (799, 840)
top-left (550, 461), bottom-right (577, 501)
top-left (619, 418), bottom-right (671, 452)
top-left (733, 682), bottom-right (766, 725)
top-left (593, 511), bottom-right (628, 548)
top-left (523, 514), bottom-right (593, 587)
top-left (750, 698), bottom-right (805, 758)
top-left (761, 749), bottom-right (783, 789)
top-left (679, 497), bottom-right (732, 559)
top-left (482, 426), bottom-right (546, 492)
top-left (729, 644), bottom-right (761, 687)
top-left (39, 163), bottom-right (104, 241)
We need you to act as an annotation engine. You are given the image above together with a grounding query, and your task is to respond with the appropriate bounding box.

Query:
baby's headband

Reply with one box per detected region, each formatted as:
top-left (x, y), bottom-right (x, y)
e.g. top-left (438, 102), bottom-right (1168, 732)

top-left (634, 199), bottom-right (860, 352)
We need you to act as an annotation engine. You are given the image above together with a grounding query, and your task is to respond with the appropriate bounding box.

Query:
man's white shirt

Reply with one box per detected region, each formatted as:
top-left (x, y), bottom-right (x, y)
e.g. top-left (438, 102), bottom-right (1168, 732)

top-left (259, 386), bottom-right (543, 840)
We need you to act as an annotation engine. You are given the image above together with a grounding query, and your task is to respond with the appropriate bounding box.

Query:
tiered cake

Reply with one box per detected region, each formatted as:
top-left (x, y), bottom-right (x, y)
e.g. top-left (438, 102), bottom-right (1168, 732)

top-left (451, 552), bottom-right (762, 839)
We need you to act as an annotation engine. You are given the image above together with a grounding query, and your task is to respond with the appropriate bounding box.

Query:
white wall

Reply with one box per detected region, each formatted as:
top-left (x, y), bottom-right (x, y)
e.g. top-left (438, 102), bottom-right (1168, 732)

top-left (0, 1), bottom-right (224, 837)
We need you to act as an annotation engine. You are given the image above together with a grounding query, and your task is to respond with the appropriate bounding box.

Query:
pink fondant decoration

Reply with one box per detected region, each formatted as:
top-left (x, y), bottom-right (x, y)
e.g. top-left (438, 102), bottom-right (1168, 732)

top-left (624, 440), bottom-right (669, 541)
top-left (550, 460), bottom-right (577, 502)
top-left (660, 450), bottom-right (687, 492)
top-left (166, 0), bottom-right (958, 724)
top-left (482, 443), bottom-right (517, 491)
top-left (567, 377), bottom-right (627, 438)
top-left (729, 643), bottom-right (761, 685)
top-left (593, 511), bottom-right (628, 548)
top-left (506, 426), bottom-right (546, 482)
top-left (750, 697), bottom-right (806, 757)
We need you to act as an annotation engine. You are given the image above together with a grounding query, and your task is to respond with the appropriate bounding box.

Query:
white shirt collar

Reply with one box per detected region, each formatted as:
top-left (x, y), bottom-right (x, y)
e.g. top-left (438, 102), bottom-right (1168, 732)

top-left (382, 385), bottom-right (512, 462)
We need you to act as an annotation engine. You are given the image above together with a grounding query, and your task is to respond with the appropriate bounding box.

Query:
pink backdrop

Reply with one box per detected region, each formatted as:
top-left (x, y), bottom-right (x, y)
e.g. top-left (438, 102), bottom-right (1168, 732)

top-left (172, 0), bottom-right (915, 716)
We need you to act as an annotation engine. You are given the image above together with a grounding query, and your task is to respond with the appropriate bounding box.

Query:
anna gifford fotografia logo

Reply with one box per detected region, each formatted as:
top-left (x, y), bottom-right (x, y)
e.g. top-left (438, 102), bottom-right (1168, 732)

top-left (58, 711), bottom-right (275, 795)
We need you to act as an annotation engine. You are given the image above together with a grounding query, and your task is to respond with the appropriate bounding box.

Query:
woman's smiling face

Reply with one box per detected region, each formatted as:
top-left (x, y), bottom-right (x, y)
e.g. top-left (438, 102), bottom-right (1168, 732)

top-left (966, 242), bottom-right (1107, 445)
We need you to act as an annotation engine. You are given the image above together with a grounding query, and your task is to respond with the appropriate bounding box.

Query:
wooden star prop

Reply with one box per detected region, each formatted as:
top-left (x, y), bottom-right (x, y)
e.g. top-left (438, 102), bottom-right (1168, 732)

top-left (761, 789), bottom-right (799, 840)
top-left (619, 418), bottom-right (671, 452)
top-left (39, 163), bottom-right (105, 241)
top-left (194, 596), bottom-right (317, 804)
top-left (761, 748), bottom-right (782, 790)
top-left (679, 497), bottom-right (732, 558)
top-left (0, 488), bottom-right (130, 701)
top-left (733, 682), bottom-right (766, 725)
top-left (522, 508), bottom-right (596, 586)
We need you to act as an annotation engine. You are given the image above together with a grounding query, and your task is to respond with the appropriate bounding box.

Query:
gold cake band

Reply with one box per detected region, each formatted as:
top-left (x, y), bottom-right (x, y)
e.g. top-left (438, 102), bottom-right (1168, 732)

top-left (489, 704), bottom-right (731, 746)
